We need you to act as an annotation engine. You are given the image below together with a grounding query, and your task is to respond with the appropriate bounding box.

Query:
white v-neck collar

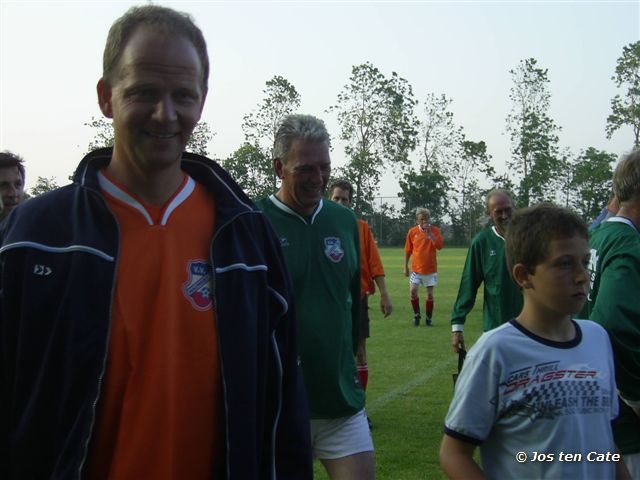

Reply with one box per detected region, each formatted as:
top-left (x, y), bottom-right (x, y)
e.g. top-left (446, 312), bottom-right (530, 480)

top-left (98, 171), bottom-right (195, 226)
top-left (269, 194), bottom-right (323, 225)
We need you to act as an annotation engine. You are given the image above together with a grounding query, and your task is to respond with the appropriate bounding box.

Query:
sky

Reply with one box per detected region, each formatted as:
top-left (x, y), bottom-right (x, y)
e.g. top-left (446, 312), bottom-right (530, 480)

top-left (1, 0), bottom-right (639, 198)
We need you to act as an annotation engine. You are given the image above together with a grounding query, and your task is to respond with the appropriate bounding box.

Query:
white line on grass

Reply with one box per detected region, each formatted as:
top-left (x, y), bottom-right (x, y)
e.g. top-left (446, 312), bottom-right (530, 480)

top-left (366, 356), bottom-right (456, 414)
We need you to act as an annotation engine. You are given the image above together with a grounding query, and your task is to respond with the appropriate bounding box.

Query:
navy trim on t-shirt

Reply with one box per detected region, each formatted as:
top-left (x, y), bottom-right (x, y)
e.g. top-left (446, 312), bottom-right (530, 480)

top-left (509, 318), bottom-right (582, 349)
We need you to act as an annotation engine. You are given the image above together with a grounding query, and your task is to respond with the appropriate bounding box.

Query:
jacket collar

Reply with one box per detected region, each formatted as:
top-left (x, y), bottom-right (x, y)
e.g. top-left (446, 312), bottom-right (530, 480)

top-left (74, 148), bottom-right (257, 225)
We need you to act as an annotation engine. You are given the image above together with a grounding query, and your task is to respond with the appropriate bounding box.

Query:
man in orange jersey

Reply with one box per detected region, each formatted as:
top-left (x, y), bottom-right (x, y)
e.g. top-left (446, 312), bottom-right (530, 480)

top-left (0, 5), bottom-right (311, 479)
top-left (404, 207), bottom-right (445, 326)
top-left (329, 179), bottom-right (392, 418)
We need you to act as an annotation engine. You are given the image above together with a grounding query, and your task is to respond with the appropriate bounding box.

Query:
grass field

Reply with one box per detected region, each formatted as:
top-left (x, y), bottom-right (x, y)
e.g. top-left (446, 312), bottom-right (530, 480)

top-left (312, 247), bottom-right (485, 479)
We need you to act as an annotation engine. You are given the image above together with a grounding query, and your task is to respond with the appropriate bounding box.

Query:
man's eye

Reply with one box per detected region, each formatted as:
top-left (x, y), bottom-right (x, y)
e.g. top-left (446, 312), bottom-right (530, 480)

top-left (131, 90), bottom-right (155, 100)
top-left (176, 91), bottom-right (196, 101)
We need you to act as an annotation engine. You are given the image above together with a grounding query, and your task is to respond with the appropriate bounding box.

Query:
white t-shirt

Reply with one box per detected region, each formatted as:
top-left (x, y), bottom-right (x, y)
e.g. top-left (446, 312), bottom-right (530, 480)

top-left (444, 319), bottom-right (618, 479)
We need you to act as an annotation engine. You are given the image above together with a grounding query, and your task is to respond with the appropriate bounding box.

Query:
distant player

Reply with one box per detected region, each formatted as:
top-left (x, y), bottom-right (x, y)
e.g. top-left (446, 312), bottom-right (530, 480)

top-left (440, 203), bottom-right (626, 479)
top-left (404, 207), bottom-right (444, 326)
top-left (450, 189), bottom-right (523, 353)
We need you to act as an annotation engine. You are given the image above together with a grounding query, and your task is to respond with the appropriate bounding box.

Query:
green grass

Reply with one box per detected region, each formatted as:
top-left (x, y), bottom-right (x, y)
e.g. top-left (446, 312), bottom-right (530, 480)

top-left (312, 247), bottom-right (484, 479)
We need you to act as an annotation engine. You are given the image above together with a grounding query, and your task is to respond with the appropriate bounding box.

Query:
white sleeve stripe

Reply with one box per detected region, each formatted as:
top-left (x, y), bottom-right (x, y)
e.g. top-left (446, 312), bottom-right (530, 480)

top-left (215, 263), bottom-right (268, 273)
top-left (0, 241), bottom-right (115, 261)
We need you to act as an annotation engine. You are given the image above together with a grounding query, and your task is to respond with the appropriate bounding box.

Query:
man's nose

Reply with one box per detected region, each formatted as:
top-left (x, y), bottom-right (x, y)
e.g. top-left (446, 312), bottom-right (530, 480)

top-left (153, 96), bottom-right (177, 122)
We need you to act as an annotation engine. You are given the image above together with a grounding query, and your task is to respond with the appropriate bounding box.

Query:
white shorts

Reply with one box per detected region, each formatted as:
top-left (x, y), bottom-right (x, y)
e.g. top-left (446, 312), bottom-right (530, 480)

top-left (409, 272), bottom-right (438, 287)
top-left (309, 409), bottom-right (374, 460)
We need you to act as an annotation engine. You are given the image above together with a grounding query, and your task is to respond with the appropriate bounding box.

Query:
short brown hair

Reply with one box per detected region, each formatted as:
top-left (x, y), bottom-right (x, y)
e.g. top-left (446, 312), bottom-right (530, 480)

top-left (329, 179), bottom-right (353, 201)
top-left (0, 150), bottom-right (25, 182)
top-left (505, 203), bottom-right (588, 278)
top-left (102, 5), bottom-right (209, 93)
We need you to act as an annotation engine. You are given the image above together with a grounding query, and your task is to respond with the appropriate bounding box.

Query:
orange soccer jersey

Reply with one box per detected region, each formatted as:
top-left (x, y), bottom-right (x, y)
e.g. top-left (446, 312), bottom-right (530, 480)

top-left (358, 219), bottom-right (385, 298)
top-left (404, 224), bottom-right (444, 275)
top-left (86, 171), bottom-right (223, 479)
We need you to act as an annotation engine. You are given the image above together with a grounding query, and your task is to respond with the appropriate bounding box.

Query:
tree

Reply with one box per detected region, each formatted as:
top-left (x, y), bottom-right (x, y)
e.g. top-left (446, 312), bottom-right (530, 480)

top-left (449, 140), bottom-right (495, 243)
top-left (186, 121), bottom-right (215, 156)
top-left (398, 167), bottom-right (449, 224)
top-left (329, 62), bottom-right (418, 214)
top-left (29, 176), bottom-right (59, 196)
top-left (242, 75), bottom-right (301, 191)
top-left (569, 148), bottom-right (616, 220)
top-left (606, 41), bottom-right (640, 147)
top-left (222, 143), bottom-right (273, 200)
top-left (85, 117), bottom-right (114, 154)
top-left (505, 58), bottom-right (562, 207)
top-left (417, 93), bottom-right (463, 173)
top-left (84, 118), bottom-right (215, 156)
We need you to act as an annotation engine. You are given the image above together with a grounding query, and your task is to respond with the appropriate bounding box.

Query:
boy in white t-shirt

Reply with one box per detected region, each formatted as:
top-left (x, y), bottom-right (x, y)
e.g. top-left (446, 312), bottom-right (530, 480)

top-left (440, 203), bottom-right (629, 480)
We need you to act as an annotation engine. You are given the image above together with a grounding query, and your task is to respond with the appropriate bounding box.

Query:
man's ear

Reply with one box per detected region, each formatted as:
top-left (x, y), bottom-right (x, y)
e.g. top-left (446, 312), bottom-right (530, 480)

top-left (512, 263), bottom-right (533, 289)
top-left (274, 158), bottom-right (284, 179)
top-left (97, 78), bottom-right (114, 119)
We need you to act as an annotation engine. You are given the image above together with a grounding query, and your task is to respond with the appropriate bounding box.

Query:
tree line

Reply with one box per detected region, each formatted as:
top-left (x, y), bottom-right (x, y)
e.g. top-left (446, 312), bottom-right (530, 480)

top-left (33, 42), bottom-right (639, 246)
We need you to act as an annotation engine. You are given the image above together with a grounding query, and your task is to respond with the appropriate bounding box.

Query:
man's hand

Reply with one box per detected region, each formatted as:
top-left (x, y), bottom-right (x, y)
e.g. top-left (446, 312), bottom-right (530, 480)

top-left (452, 332), bottom-right (465, 353)
top-left (403, 265), bottom-right (409, 277)
top-left (379, 292), bottom-right (392, 317)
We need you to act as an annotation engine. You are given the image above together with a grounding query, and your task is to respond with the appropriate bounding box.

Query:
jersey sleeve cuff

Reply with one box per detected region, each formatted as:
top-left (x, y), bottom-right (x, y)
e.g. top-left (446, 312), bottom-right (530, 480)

top-left (452, 324), bottom-right (464, 333)
top-left (443, 426), bottom-right (483, 446)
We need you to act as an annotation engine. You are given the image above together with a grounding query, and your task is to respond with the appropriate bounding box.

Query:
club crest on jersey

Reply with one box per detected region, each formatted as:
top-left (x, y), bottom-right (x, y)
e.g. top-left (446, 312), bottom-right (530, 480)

top-left (183, 260), bottom-right (213, 311)
top-left (324, 237), bottom-right (344, 263)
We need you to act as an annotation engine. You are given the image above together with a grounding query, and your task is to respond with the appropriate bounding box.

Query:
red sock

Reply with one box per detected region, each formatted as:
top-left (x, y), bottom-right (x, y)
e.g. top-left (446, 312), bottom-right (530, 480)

top-left (426, 298), bottom-right (434, 318)
top-left (411, 298), bottom-right (420, 315)
top-left (357, 364), bottom-right (369, 390)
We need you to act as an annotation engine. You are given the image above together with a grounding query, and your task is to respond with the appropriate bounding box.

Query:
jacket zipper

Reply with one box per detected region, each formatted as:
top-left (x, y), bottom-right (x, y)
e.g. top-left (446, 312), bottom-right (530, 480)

top-left (76, 184), bottom-right (120, 479)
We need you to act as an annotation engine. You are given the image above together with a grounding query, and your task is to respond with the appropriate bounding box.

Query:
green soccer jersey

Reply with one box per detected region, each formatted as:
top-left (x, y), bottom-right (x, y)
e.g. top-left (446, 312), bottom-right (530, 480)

top-left (451, 226), bottom-right (523, 332)
top-left (582, 217), bottom-right (640, 454)
top-left (258, 195), bottom-right (364, 419)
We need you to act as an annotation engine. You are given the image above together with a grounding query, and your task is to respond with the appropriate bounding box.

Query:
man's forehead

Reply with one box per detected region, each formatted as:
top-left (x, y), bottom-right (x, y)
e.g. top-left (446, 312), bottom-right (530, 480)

top-left (289, 140), bottom-right (331, 162)
top-left (489, 194), bottom-right (513, 209)
top-left (0, 166), bottom-right (22, 180)
top-left (116, 29), bottom-right (203, 82)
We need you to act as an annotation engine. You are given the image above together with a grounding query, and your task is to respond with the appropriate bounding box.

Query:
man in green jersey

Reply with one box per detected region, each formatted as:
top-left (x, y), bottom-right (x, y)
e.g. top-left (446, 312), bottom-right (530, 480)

top-left (450, 190), bottom-right (523, 353)
top-left (582, 148), bottom-right (640, 477)
top-left (257, 115), bottom-right (374, 480)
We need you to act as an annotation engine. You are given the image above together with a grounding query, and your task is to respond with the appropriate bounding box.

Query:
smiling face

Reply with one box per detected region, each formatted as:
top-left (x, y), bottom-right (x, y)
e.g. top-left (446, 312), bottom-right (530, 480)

top-left (97, 27), bottom-right (205, 178)
top-left (518, 234), bottom-right (590, 320)
top-left (275, 139), bottom-right (331, 217)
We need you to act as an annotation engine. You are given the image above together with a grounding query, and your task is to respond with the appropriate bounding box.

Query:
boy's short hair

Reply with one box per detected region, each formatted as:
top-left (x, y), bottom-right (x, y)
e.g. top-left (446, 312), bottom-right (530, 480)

top-left (505, 203), bottom-right (588, 278)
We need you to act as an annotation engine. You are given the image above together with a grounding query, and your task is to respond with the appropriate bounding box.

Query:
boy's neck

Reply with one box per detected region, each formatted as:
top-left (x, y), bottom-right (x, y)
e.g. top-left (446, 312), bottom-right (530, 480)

top-left (516, 308), bottom-right (576, 343)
